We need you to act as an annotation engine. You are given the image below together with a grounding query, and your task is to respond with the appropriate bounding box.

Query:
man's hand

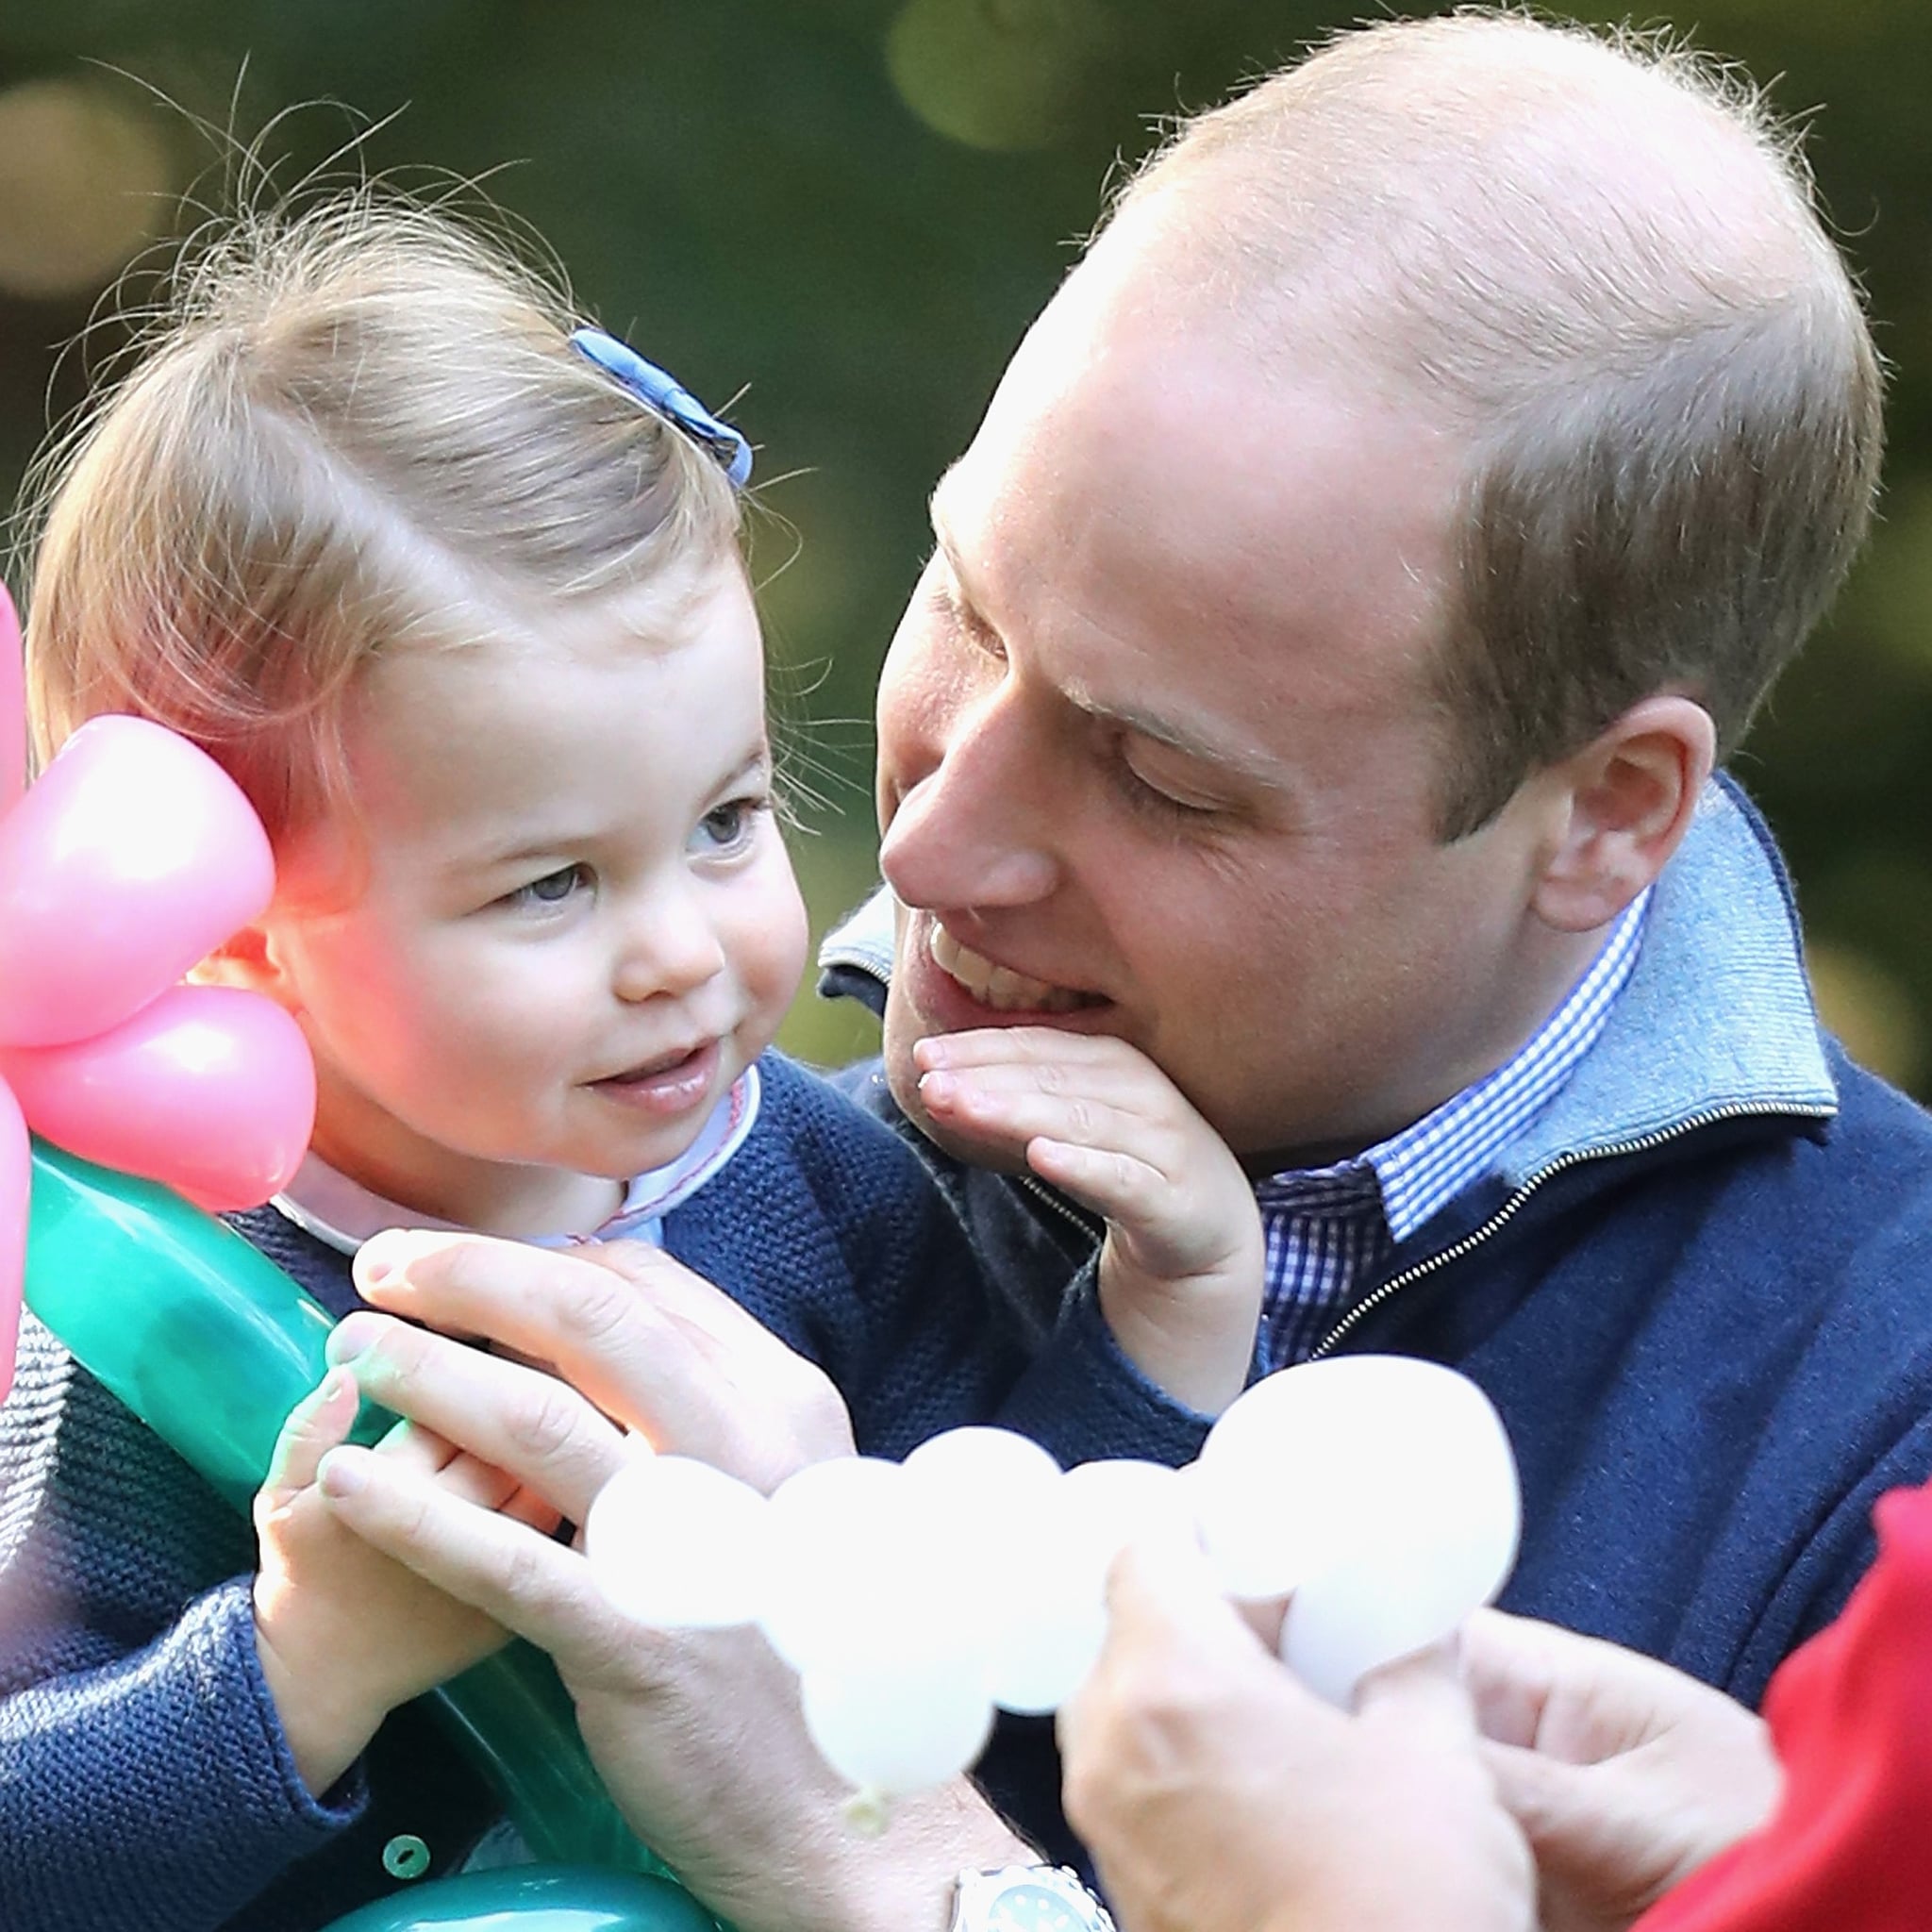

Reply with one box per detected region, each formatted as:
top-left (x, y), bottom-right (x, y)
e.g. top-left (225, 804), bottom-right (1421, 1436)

top-left (351, 1229), bottom-right (858, 1489)
top-left (914, 1029), bottom-right (1263, 1412)
top-left (1059, 1529), bottom-right (1535, 1932)
top-left (1462, 1609), bottom-right (1782, 1932)
top-left (311, 1232), bottom-right (1031, 1932)
top-left (252, 1364), bottom-right (558, 1796)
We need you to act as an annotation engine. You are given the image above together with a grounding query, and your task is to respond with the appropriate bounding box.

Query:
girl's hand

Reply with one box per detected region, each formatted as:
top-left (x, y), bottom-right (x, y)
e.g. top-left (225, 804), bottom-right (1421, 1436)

top-left (251, 1364), bottom-right (560, 1796)
top-left (915, 1027), bottom-right (1264, 1413)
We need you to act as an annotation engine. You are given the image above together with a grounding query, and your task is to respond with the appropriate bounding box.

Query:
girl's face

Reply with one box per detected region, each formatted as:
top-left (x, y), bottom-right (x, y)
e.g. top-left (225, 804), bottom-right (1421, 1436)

top-left (245, 558), bottom-right (808, 1235)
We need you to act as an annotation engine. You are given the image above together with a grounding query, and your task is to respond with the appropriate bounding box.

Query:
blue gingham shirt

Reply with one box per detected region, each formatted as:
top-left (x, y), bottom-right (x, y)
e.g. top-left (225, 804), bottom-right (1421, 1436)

top-left (1255, 891), bottom-right (1650, 1370)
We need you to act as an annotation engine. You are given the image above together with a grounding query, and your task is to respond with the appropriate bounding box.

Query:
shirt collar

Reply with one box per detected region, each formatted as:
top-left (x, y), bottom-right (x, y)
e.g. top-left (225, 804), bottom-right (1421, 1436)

top-left (1257, 888), bottom-right (1651, 1241)
top-left (272, 1064), bottom-right (762, 1257)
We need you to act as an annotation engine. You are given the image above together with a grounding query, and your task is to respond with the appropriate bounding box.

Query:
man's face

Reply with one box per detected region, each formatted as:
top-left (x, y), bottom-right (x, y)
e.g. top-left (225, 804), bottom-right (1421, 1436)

top-left (875, 251), bottom-right (1578, 1172)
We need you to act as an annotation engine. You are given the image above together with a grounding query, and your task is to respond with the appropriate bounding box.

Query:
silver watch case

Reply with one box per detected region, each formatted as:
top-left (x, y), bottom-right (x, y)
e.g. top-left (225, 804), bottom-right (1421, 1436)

top-left (949, 1863), bottom-right (1117, 1932)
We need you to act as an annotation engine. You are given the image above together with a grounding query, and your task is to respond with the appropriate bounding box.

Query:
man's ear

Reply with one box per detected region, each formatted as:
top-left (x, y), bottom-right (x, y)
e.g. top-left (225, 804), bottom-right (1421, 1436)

top-left (1531, 694), bottom-right (1716, 934)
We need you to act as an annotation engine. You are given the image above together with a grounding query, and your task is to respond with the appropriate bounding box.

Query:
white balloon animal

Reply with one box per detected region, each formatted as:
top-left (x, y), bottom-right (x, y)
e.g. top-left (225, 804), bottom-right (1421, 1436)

top-left (582, 1357), bottom-right (1521, 1809)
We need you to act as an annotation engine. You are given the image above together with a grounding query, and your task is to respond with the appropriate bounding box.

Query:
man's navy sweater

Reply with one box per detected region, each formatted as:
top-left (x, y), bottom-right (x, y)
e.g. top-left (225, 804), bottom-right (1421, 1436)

top-left (821, 778), bottom-right (1932, 1869)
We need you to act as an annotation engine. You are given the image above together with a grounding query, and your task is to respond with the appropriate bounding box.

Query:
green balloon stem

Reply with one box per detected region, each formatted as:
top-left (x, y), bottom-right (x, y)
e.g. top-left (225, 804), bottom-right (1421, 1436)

top-left (24, 1139), bottom-right (382, 1506)
top-left (21, 1139), bottom-right (718, 1924)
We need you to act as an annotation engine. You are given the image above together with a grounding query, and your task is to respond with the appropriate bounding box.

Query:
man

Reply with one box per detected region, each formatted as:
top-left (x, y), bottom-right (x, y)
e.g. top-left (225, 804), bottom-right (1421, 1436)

top-left (809, 0), bottom-right (1914, 1865)
top-left (313, 12), bottom-right (1932, 1930)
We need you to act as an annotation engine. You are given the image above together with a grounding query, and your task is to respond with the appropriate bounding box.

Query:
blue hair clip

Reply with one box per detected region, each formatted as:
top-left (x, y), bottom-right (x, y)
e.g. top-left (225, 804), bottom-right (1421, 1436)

top-left (569, 325), bottom-right (753, 490)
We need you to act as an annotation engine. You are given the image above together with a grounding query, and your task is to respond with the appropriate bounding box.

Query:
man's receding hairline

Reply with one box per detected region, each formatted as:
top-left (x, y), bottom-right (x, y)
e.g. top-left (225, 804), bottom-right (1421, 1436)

top-left (1118, 11), bottom-right (1815, 211)
top-left (1095, 9), bottom-right (1839, 386)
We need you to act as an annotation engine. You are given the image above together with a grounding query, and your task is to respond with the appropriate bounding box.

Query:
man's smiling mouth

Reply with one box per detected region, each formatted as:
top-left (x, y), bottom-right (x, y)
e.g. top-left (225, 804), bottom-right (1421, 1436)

top-left (929, 922), bottom-right (1100, 1015)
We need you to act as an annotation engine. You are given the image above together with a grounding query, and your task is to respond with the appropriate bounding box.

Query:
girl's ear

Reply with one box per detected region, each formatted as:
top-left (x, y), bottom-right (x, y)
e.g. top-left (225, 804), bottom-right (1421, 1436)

top-left (191, 922), bottom-right (289, 1000)
top-left (1531, 694), bottom-right (1716, 934)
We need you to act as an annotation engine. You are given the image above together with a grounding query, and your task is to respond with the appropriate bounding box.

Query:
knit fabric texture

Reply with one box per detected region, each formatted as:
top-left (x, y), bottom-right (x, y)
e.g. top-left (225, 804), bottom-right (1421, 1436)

top-left (0, 1051), bottom-right (1180, 1931)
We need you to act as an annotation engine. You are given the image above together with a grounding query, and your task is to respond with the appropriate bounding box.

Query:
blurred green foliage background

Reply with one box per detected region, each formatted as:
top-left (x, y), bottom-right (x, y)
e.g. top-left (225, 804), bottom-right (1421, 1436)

top-left (1, 0), bottom-right (1928, 1084)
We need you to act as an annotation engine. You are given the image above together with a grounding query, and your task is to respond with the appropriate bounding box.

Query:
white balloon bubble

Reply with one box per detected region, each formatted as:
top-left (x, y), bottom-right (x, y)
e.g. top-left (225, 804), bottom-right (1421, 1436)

top-left (1280, 1509), bottom-right (1519, 1709)
top-left (1276, 1365), bottom-right (1521, 1707)
top-left (760, 1455), bottom-right (970, 1675)
top-left (1192, 1361), bottom-right (1392, 1598)
top-left (902, 1426), bottom-right (1062, 1544)
top-left (1059, 1457), bottom-right (1196, 1582)
top-left (986, 1577), bottom-right (1108, 1715)
top-left (584, 1452), bottom-right (774, 1630)
top-left (800, 1646), bottom-right (997, 1797)
top-left (972, 1459), bottom-right (1192, 1715)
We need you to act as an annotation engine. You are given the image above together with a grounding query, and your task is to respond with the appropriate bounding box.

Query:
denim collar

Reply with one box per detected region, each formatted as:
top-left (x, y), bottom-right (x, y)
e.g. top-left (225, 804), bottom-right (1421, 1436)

top-left (1495, 774), bottom-right (1834, 1188)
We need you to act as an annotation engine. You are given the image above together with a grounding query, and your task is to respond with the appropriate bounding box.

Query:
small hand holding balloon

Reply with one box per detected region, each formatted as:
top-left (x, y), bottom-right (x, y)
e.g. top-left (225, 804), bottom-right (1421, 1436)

top-left (0, 590), bottom-right (316, 1402)
top-left (581, 1359), bottom-right (1522, 1817)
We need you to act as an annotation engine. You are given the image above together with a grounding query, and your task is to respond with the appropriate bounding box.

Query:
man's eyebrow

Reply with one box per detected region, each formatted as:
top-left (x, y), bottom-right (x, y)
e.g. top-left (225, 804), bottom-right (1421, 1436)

top-left (1077, 692), bottom-right (1291, 791)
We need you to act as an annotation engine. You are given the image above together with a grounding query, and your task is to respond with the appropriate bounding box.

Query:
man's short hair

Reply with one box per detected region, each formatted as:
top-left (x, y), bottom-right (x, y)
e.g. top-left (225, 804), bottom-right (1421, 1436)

top-left (1107, 11), bottom-right (1883, 837)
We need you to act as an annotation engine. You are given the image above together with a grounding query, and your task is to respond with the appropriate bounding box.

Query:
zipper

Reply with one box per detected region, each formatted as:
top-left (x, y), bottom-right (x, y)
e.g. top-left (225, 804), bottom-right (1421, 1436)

top-left (1017, 1170), bottom-right (1105, 1246)
top-left (1308, 1100), bottom-right (1836, 1362)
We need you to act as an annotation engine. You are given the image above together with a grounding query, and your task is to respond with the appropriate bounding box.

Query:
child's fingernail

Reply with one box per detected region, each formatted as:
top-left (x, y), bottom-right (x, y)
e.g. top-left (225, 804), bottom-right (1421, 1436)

top-left (310, 1365), bottom-right (354, 1407)
top-left (357, 1231), bottom-right (415, 1287)
top-left (356, 1227), bottom-right (459, 1291)
top-left (918, 1069), bottom-right (956, 1107)
top-left (325, 1312), bottom-right (380, 1364)
top-left (318, 1447), bottom-right (368, 1498)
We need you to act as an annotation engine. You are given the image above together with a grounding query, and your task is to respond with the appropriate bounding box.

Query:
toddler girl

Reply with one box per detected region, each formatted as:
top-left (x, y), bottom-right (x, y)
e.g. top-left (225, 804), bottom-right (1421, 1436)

top-left (0, 192), bottom-right (1262, 1931)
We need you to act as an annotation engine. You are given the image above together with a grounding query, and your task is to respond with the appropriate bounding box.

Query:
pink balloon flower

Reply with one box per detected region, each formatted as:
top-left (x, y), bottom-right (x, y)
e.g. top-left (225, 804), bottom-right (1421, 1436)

top-left (0, 605), bottom-right (316, 1401)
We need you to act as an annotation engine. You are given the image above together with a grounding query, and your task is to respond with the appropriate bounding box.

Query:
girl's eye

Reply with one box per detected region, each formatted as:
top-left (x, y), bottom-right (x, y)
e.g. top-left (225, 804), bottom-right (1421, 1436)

top-left (508, 863), bottom-right (591, 908)
top-left (691, 796), bottom-right (766, 856)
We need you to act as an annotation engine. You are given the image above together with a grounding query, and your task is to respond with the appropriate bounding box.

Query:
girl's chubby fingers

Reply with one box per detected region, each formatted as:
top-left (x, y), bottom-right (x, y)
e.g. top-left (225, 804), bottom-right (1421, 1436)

top-left (1024, 1136), bottom-right (1169, 1217)
top-left (325, 1308), bottom-right (630, 1524)
top-left (916, 1025), bottom-right (1115, 1074)
top-left (916, 1027), bottom-right (1178, 1104)
top-left (314, 1444), bottom-right (619, 1662)
top-left (260, 1366), bottom-right (361, 1504)
top-left (918, 1067), bottom-right (1158, 1160)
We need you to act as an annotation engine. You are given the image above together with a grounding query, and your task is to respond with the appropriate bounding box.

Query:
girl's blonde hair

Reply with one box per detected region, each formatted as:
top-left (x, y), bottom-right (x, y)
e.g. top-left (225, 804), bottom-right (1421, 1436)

top-left (22, 190), bottom-right (742, 841)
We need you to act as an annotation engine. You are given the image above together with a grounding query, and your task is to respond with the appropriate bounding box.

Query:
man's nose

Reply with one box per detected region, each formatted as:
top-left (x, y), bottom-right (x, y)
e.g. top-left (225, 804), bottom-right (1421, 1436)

top-left (611, 875), bottom-right (727, 1004)
top-left (878, 684), bottom-right (1059, 910)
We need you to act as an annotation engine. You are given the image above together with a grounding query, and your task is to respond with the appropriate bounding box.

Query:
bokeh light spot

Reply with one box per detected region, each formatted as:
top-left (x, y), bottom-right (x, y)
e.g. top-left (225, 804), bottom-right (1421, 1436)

top-left (0, 79), bottom-right (175, 300)
top-left (1807, 937), bottom-right (1926, 1091)
top-left (886, 0), bottom-right (1119, 153)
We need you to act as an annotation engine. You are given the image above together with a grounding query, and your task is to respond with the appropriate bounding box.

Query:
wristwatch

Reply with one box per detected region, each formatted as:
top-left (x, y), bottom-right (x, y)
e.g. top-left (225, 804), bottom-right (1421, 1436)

top-left (949, 1864), bottom-right (1117, 1932)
